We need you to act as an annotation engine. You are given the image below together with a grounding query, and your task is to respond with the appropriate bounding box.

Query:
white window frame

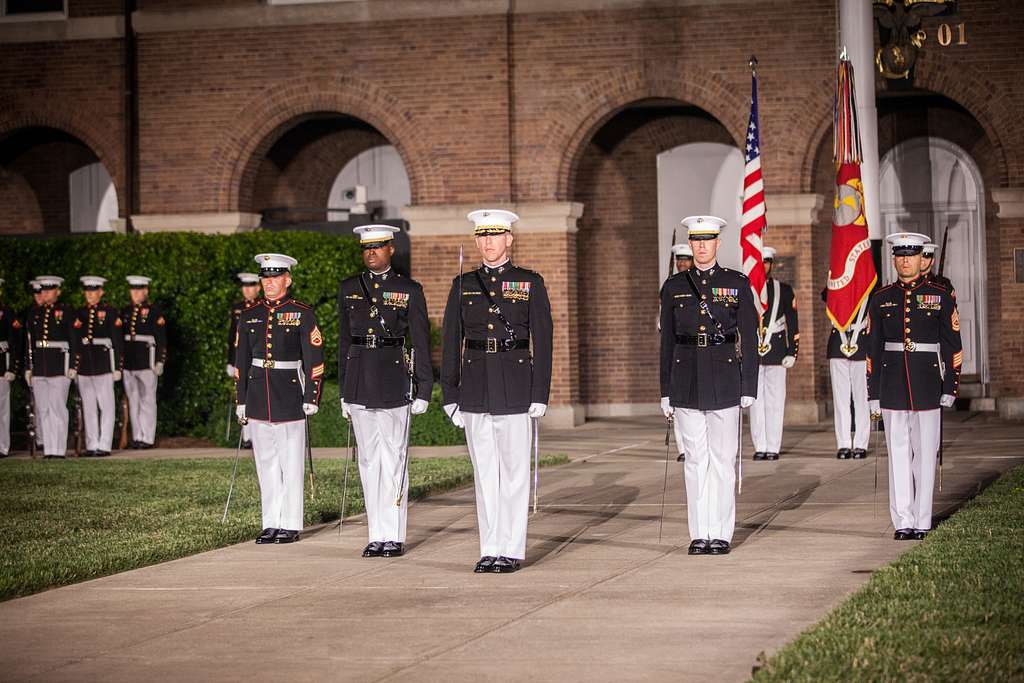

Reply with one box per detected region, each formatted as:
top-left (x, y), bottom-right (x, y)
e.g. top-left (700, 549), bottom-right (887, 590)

top-left (0, 0), bottom-right (67, 22)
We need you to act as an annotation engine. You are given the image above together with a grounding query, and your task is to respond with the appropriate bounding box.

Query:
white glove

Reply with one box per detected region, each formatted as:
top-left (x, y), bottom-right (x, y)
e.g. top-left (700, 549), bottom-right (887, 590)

top-left (236, 405), bottom-right (246, 421)
top-left (66, 368), bottom-right (77, 380)
top-left (740, 395), bottom-right (755, 408)
top-left (411, 398), bottom-right (429, 415)
top-left (340, 400), bottom-right (351, 419)
top-left (528, 402), bottom-right (547, 418)
top-left (24, 370), bottom-right (32, 386)
top-left (226, 364), bottom-right (236, 379)
top-left (2, 372), bottom-right (13, 382)
top-left (154, 362), bottom-right (164, 377)
top-left (781, 355), bottom-right (796, 369)
top-left (444, 403), bottom-right (465, 429)
top-left (940, 394), bottom-right (955, 408)
top-left (302, 402), bottom-right (318, 416)
top-left (869, 399), bottom-right (881, 415)
top-left (660, 396), bottom-right (673, 419)
top-left (112, 370), bottom-right (122, 382)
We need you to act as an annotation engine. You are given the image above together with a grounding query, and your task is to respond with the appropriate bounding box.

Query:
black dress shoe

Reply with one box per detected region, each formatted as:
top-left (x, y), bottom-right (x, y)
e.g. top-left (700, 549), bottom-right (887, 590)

top-left (688, 539), bottom-right (710, 555)
top-left (893, 528), bottom-right (915, 541)
top-left (765, 452), bottom-right (779, 461)
top-left (95, 450), bottom-right (111, 457)
top-left (138, 442), bottom-right (154, 450)
top-left (83, 450), bottom-right (97, 457)
top-left (491, 556), bottom-right (521, 573)
top-left (275, 529), bottom-right (300, 544)
top-left (130, 441), bottom-right (142, 449)
top-left (912, 529), bottom-right (929, 540)
top-left (362, 541), bottom-right (384, 557)
top-left (0, 452), bottom-right (8, 458)
top-left (753, 451), bottom-right (766, 461)
top-left (381, 541), bottom-right (404, 557)
top-left (474, 556), bottom-right (497, 573)
top-left (708, 539), bottom-right (731, 555)
top-left (241, 440), bottom-right (253, 449)
top-left (676, 453), bottom-right (685, 462)
top-left (256, 528), bottom-right (279, 544)
top-left (837, 448), bottom-right (852, 459)
top-left (851, 448), bottom-right (867, 459)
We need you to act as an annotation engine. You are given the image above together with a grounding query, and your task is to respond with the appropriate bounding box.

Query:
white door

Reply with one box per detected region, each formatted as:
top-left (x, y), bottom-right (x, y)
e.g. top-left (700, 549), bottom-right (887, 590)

top-left (69, 162), bottom-right (118, 233)
top-left (879, 137), bottom-right (988, 381)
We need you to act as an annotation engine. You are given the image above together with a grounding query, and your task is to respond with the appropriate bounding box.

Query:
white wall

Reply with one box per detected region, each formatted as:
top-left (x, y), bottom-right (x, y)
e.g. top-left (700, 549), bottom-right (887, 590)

top-left (69, 162), bottom-right (118, 232)
top-left (656, 142), bottom-right (745, 282)
top-left (327, 145), bottom-right (410, 221)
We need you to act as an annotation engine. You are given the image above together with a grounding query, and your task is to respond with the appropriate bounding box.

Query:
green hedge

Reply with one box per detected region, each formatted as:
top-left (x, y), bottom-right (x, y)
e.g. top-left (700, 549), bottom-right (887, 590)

top-left (0, 231), bottom-right (362, 437)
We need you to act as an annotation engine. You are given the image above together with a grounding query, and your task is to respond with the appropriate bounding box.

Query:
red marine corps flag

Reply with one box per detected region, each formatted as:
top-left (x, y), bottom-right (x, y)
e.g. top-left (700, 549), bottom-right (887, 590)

top-left (826, 55), bottom-right (877, 356)
top-left (740, 56), bottom-right (768, 317)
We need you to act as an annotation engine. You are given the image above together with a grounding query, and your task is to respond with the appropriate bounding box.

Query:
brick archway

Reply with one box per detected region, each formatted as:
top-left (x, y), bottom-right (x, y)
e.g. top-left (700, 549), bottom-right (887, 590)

top-left (0, 101), bottom-right (124, 205)
top-left (531, 62), bottom-right (749, 201)
top-left (209, 74), bottom-right (448, 213)
top-left (797, 55), bottom-right (1017, 192)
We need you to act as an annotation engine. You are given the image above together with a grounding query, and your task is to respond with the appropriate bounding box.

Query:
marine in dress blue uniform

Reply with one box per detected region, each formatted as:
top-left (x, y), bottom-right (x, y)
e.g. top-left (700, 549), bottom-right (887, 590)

top-left (659, 216), bottom-right (759, 555)
top-left (867, 232), bottom-right (962, 541)
top-left (750, 247), bottom-right (799, 461)
top-left (25, 276), bottom-right (77, 458)
top-left (338, 225), bottom-right (433, 558)
top-left (70, 276), bottom-right (124, 456)
top-left (235, 254), bottom-right (325, 544)
top-left (228, 272), bottom-right (262, 448)
top-left (441, 209), bottom-right (553, 573)
top-left (121, 276), bottom-right (167, 449)
top-left (0, 277), bottom-right (24, 458)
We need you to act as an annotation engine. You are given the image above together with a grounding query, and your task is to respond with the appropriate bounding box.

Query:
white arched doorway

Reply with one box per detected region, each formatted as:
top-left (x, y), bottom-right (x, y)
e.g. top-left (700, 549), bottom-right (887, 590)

top-left (656, 142), bottom-right (744, 281)
top-left (879, 137), bottom-right (988, 383)
top-left (69, 162), bottom-right (118, 233)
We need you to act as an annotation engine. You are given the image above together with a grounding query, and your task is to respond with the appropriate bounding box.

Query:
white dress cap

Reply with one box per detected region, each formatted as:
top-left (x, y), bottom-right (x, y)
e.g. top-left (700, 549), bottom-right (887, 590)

top-left (237, 272), bottom-right (260, 285)
top-left (671, 243), bottom-right (694, 257)
top-left (80, 276), bottom-right (107, 288)
top-left (353, 224), bottom-right (400, 244)
top-left (126, 275), bottom-right (152, 287)
top-left (922, 242), bottom-right (938, 255)
top-left (36, 275), bottom-right (65, 288)
top-left (467, 209), bottom-right (519, 236)
top-left (681, 215), bottom-right (727, 240)
top-left (885, 232), bottom-right (930, 255)
top-left (254, 253), bottom-right (298, 275)
top-left (762, 246), bottom-right (777, 260)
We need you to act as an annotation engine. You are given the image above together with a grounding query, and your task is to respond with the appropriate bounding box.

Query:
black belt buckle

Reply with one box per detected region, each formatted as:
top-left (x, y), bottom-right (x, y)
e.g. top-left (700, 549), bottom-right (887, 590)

top-left (486, 337), bottom-right (498, 354)
top-left (365, 335), bottom-right (378, 349)
top-left (697, 333), bottom-right (708, 348)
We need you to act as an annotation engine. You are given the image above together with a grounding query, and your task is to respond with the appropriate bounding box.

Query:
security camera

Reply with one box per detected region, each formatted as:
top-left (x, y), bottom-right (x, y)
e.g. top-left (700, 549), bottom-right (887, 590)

top-left (342, 185), bottom-right (367, 204)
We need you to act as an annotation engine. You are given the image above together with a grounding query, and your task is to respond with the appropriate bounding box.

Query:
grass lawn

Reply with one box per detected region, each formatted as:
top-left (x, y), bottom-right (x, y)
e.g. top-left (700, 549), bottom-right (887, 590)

top-left (0, 453), bottom-right (568, 601)
top-left (752, 464), bottom-right (1024, 682)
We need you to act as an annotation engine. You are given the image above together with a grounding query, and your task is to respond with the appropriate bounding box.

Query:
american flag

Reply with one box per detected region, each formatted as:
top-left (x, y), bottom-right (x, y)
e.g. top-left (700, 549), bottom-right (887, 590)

top-left (741, 63), bottom-right (768, 316)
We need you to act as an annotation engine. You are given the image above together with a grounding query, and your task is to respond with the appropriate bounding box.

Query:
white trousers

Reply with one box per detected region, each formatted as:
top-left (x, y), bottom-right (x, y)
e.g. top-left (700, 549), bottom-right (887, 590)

top-left (882, 409), bottom-right (940, 531)
top-left (123, 369), bottom-right (157, 444)
top-left (829, 359), bottom-right (870, 450)
top-left (78, 374), bottom-right (115, 452)
top-left (673, 407), bottom-right (738, 543)
top-left (750, 365), bottom-right (787, 453)
top-left (250, 418), bottom-right (306, 531)
top-left (0, 377), bottom-right (10, 455)
top-left (350, 404), bottom-right (411, 543)
top-left (32, 376), bottom-right (70, 457)
top-left (464, 412), bottom-right (532, 560)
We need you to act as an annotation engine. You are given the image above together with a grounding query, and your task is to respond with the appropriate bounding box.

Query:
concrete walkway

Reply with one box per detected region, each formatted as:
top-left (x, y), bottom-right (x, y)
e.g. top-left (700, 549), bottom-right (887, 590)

top-left (1, 412), bottom-right (1021, 682)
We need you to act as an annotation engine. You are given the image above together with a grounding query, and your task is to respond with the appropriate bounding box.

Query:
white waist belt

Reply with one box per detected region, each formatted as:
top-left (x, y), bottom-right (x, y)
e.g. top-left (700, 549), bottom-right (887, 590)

top-left (251, 358), bottom-right (302, 370)
top-left (82, 337), bottom-right (112, 348)
top-left (884, 341), bottom-right (940, 353)
top-left (35, 340), bottom-right (69, 350)
top-left (128, 334), bottom-right (156, 346)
